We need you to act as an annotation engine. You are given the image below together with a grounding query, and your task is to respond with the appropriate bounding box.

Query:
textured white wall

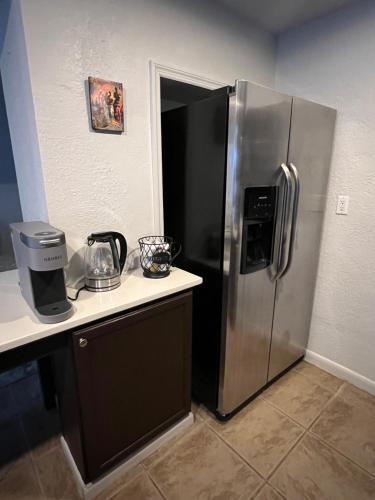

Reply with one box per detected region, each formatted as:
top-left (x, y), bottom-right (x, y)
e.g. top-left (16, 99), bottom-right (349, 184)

top-left (17, 0), bottom-right (275, 264)
top-left (276, 0), bottom-right (375, 382)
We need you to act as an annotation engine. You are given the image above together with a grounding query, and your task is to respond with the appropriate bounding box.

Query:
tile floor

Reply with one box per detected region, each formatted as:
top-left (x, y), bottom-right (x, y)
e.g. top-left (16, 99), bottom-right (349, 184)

top-left (1, 361), bottom-right (375, 499)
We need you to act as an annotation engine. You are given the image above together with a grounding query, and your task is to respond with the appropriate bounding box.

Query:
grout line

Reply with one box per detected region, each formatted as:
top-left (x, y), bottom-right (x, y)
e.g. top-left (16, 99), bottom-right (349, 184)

top-left (248, 479), bottom-right (266, 499)
top-left (203, 398), bottom-right (309, 483)
top-left (202, 420), bottom-right (264, 480)
top-left (103, 466), bottom-right (145, 500)
top-left (260, 397), bottom-right (305, 429)
top-left (143, 419), bottom-right (203, 471)
top-left (306, 391), bottom-right (338, 431)
top-left (260, 397), bottom-right (307, 429)
top-left (308, 431), bottom-right (375, 480)
top-left (266, 427), bottom-right (307, 494)
top-left (266, 381), bottom-right (343, 488)
top-left (143, 465), bottom-right (168, 500)
top-left (262, 374), bottom-right (346, 433)
top-left (261, 433), bottom-right (304, 481)
top-left (264, 481), bottom-right (288, 500)
top-left (267, 380), bottom-right (375, 498)
top-left (205, 412), bottom-right (302, 482)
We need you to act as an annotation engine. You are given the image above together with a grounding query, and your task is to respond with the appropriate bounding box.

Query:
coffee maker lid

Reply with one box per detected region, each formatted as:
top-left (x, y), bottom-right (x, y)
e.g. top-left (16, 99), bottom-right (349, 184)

top-left (11, 221), bottom-right (66, 249)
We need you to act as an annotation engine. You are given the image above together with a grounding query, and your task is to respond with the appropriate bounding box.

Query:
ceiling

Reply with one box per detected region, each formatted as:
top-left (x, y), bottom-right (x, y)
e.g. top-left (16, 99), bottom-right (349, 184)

top-left (216, 0), bottom-right (358, 34)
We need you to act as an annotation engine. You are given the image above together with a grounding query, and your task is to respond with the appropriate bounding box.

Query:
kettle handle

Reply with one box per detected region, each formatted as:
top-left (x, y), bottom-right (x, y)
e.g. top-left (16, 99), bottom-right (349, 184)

top-left (111, 232), bottom-right (127, 273)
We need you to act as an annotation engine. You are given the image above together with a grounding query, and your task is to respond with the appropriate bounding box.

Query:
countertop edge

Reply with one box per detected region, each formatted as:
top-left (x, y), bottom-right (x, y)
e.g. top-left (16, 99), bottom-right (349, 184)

top-left (0, 271), bottom-right (202, 354)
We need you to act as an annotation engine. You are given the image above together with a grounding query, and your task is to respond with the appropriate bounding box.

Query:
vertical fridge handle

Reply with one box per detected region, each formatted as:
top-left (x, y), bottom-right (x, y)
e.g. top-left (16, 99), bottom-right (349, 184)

top-left (281, 163), bottom-right (300, 278)
top-left (274, 163), bottom-right (294, 281)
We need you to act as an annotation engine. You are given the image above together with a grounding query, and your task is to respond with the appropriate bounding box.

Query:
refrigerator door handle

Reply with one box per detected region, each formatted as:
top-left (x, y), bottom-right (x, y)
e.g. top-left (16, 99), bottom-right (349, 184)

top-left (280, 162), bottom-right (300, 278)
top-left (274, 163), bottom-right (294, 281)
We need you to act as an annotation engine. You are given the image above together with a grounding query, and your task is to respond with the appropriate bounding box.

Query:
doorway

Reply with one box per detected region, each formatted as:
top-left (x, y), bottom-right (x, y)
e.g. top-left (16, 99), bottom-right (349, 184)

top-left (149, 62), bottom-right (225, 233)
top-left (160, 77), bottom-right (212, 112)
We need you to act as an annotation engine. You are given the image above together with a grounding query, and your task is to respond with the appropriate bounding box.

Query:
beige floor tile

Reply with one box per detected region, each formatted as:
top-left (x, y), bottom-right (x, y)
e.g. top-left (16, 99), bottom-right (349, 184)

top-left (34, 446), bottom-right (80, 499)
top-left (109, 471), bottom-right (163, 500)
top-left (149, 423), bottom-right (262, 500)
top-left (262, 370), bottom-right (332, 427)
top-left (92, 464), bottom-right (144, 500)
top-left (142, 420), bottom-right (201, 469)
top-left (294, 361), bottom-right (344, 393)
top-left (207, 398), bottom-right (304, 478)
top-left (0, 458), bottom-right (44, 499)
top-left (253, 483), bottom-right (284, 500)
top-left (311, 383), bottom-right (375, 475)
top-left (270, 433), bottom-right (375, 500)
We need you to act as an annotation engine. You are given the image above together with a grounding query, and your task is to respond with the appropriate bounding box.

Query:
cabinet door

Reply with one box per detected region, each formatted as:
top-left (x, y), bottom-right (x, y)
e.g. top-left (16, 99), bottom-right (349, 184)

top-left (72, 292), bottom-right (192, 480)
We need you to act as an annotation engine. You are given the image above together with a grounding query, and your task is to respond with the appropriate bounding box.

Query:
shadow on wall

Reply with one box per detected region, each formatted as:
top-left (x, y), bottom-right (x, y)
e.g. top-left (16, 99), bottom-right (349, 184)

top-left (0, 0), bottom-right (11, 57)
top-left (0, 72), bottom-right (23, 269)
top-left (0, 12), bottom-right (23, 269)
top-left (0, 1), bottom-right (23, 271)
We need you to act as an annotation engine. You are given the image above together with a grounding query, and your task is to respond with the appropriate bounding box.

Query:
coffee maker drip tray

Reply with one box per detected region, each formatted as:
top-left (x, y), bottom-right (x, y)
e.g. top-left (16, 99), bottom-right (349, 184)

top-left (30, 268), bottom-right (73, 323)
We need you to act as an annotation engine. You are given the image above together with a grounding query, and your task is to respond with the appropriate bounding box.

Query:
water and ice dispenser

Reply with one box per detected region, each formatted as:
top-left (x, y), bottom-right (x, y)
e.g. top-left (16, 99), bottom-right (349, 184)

top-left (240, 186), bottom-right (277, 274)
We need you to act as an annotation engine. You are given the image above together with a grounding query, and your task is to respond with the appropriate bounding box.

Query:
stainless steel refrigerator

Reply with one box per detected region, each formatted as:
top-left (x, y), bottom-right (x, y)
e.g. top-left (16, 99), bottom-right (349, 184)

top-left (162, 80), bottom-right (336, 418)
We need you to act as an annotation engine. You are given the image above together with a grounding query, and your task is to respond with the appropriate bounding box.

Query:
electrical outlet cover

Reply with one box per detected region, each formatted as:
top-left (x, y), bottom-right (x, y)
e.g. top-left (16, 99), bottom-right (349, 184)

top-left (336, 195), bottom-right (349, 215)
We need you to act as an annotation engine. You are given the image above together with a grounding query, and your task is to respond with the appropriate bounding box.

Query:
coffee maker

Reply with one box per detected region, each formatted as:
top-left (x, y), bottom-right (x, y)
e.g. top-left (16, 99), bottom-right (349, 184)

top-left (10, 221), bottom-right (73, 323)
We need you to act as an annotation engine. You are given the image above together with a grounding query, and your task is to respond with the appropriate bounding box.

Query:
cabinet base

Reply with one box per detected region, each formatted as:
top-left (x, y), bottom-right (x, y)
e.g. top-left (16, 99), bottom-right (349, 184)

top-left (61, 412), bottom-right (194, 499)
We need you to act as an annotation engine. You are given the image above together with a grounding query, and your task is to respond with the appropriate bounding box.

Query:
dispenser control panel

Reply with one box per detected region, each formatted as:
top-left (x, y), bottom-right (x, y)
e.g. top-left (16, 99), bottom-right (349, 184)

top-left (241, 186), bottom-right (277, 274)
top-left (244, 187), bottom-right (276, 220)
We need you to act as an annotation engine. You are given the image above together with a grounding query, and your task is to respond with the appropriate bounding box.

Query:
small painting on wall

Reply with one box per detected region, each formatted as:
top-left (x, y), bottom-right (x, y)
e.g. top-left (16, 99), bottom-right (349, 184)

top-left (88, 76), bottom-right (124, 132)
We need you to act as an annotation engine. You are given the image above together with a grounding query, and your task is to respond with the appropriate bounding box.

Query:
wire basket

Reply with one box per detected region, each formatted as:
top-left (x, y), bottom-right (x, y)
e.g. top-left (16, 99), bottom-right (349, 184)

top-left (138, 236), bottom-right (181, 278)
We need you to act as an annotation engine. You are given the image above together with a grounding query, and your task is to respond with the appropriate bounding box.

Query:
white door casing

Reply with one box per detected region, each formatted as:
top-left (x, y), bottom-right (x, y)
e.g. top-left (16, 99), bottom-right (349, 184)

top-left (149, 61), bottom-right (226, 233)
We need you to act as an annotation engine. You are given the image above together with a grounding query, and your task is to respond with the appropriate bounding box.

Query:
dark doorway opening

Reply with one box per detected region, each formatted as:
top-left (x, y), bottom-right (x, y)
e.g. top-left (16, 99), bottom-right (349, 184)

top-left (160, 78), bottom-right (231, 411)
top-left (160, 77), bottom-right (212, 113)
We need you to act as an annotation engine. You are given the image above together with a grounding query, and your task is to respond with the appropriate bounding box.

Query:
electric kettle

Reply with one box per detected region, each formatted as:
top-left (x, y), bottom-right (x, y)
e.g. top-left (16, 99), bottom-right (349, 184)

top-left (84, 232), bottom-right (127, 292)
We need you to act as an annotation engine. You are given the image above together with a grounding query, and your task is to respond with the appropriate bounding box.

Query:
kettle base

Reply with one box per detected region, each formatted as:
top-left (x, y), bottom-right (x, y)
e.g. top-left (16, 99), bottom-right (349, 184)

top-left (85, 276), bottom-right (121, 292)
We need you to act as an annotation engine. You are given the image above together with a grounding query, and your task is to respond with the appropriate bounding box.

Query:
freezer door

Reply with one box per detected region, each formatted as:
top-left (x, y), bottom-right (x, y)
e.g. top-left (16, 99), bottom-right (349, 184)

top-left (218, 81), bottom-right (292, 415)
top-left (268, 98), bottom-right (336, 381)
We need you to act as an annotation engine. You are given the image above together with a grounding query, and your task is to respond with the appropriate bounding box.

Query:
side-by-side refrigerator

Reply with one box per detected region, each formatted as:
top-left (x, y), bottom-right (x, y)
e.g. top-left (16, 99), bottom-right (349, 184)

top-left (162, 80), bottom-right (336, 418)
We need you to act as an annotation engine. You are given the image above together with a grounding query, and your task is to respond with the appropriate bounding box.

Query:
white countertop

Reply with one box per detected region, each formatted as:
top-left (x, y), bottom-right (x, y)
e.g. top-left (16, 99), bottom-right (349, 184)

top-left (0, 267), bottom-right (202, 354)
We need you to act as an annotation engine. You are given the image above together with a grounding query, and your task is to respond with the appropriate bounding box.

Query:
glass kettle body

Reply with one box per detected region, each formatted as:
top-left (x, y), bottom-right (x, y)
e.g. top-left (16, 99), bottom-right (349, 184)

top-left (84, 232), bottom-right (127, 292)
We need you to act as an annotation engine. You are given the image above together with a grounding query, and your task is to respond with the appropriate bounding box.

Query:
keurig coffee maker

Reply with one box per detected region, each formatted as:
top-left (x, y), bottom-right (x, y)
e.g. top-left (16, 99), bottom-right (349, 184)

top-left (10, 221), bottom-right (73, 323)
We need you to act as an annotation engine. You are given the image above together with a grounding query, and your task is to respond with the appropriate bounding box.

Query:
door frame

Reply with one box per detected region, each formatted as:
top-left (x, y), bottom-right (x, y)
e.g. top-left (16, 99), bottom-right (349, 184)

top-left (149, 61), bottom-right (226, 233)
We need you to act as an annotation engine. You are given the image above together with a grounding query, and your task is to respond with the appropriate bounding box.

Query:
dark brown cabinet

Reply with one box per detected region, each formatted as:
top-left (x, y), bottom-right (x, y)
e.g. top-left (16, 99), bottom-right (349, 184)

top-left (56, 291), bottom-right (192, 482)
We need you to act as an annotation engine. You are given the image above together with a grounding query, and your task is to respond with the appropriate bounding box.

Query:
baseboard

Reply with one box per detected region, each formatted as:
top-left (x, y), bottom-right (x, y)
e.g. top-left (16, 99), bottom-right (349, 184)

top-left (305, 350), bottom-right (375, 396)
top-left (61, 412), bottom-right (194, 499)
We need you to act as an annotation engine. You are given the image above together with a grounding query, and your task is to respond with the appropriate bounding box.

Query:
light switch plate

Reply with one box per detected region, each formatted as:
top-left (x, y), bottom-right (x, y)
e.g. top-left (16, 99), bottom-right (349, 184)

top-left (336, 195), bottom-right (349, 215)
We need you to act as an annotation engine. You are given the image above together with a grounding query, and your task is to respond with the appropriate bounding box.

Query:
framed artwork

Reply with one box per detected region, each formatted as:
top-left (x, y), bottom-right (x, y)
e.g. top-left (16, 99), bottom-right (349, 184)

top-left (88, 76), bottom-right (124, 132)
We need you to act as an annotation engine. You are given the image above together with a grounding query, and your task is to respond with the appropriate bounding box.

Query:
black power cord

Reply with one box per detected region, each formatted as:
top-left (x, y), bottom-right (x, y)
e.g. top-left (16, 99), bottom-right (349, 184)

top-left (67, 285), bottom-right (86, 301)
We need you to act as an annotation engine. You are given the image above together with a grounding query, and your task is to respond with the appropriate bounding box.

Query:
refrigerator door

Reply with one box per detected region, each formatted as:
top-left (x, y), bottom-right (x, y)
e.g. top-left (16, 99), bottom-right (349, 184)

top-left (162, 87), bottom-right (231, 410)
top-left (218, 81), bottom-right (292, 415)
top-left (268, 97), bottom-right (336, 381)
